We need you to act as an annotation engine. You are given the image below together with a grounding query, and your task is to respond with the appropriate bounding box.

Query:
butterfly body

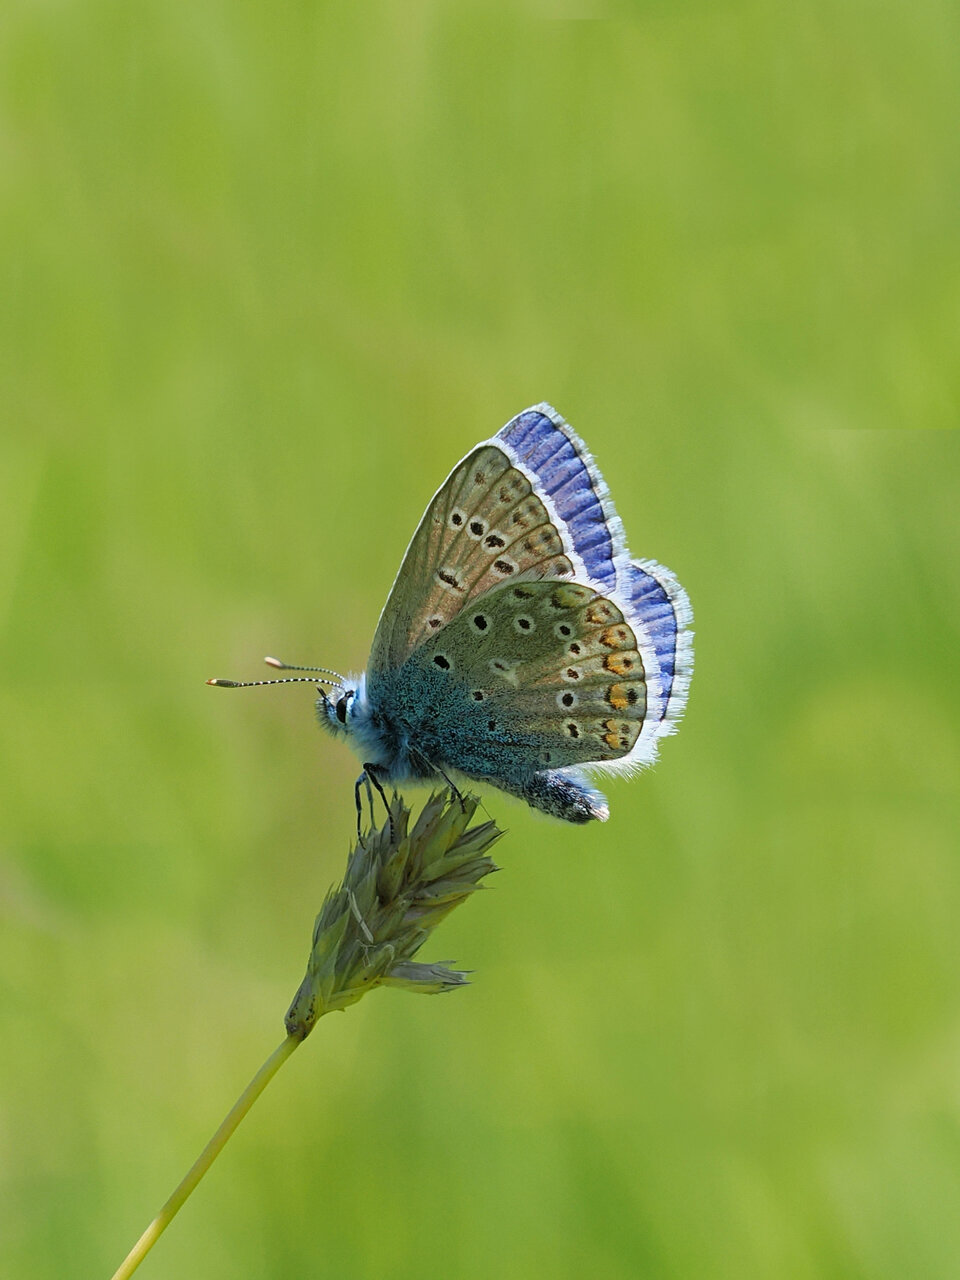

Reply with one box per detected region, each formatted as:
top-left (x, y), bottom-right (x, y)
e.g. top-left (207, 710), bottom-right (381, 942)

top-left (317, 405), bottom-right (693, 823)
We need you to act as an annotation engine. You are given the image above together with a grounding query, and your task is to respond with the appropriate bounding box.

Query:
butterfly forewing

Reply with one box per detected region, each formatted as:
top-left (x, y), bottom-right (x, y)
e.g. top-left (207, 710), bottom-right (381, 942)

top-left (408, 579), bottom-right (648, 774)
top-left (368, 445), bottom-right (576, 675)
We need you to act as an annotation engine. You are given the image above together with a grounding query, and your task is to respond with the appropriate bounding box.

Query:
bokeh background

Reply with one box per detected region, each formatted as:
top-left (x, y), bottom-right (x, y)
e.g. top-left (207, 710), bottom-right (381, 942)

top-left (2, 3), bottom-right (958, 1278)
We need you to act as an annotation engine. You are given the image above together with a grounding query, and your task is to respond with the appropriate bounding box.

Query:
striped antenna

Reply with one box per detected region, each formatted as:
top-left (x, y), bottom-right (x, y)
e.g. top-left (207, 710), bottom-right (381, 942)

top-left (206, 675), bottom-right (337, 689)
top-left (264, 656), bottom-right (345, 682)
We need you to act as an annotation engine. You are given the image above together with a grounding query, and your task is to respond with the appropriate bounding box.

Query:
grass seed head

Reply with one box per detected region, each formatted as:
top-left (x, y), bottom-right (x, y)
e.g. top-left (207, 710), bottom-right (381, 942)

top-left (285, 791), bottom-right (501, 1040)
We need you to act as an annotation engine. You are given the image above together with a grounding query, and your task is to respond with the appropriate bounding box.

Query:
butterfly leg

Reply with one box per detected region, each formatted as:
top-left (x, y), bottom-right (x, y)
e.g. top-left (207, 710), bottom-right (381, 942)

top-left (434, 764), bottom-right (466, 810)
top-left (362, 762), bottom-right (395, 840)
top-left (354, 772), bottom-right (369, 840)
top-left (409, 746), bottom-right (466, 811)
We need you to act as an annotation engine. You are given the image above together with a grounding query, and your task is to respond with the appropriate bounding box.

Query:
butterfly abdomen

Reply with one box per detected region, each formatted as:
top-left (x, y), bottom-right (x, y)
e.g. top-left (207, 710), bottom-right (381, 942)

top-left (494, 768), bottom-right (610, 823)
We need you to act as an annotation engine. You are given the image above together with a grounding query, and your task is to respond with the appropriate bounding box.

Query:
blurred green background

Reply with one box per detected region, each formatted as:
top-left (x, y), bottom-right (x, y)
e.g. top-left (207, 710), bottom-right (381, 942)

top-left (2, 2), bottom-right (958, 1277)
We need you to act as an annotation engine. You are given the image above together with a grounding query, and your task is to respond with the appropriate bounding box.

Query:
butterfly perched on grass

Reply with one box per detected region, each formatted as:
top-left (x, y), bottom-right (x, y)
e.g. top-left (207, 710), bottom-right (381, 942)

top-left (211, 404), bottom-right (692, 826)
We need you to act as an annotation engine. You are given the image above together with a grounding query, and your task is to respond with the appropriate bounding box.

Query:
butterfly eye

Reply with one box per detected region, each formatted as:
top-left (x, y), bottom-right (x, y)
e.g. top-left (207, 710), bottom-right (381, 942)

top-left (335, 696), bottom-right (349, 724)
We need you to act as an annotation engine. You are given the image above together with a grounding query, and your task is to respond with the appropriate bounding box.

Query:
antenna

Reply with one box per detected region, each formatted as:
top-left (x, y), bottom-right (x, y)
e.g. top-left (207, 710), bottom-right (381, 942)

top-left (206, 675), bottom-right (337, 689)
top-left (264, 656), bottom-right (345, 682)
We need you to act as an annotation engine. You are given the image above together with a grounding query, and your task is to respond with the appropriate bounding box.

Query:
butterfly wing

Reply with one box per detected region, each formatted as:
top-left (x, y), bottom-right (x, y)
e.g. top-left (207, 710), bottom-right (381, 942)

top-left (497, 403), bottom-right (627, 592)
top-left (368, 443), bottom-right (579, 677)
top-left (395, 578), bottom-right (661, 782)
top-left (624, 558), bottom-right (694, 734)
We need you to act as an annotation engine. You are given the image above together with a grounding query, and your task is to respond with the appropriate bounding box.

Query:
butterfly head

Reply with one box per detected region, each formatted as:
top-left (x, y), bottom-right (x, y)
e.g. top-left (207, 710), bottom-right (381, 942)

top-left (316, 676), bottom-right (364, 739)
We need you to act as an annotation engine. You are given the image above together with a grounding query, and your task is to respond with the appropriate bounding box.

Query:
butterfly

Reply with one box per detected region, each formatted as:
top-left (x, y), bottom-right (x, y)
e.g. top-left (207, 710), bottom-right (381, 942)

top-left (212, 404), bottom-right (693, 826)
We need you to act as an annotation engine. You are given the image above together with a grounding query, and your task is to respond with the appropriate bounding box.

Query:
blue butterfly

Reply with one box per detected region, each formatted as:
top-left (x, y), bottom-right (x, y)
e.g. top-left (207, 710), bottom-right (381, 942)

top-left (214, 405), bottom-right (693, 826)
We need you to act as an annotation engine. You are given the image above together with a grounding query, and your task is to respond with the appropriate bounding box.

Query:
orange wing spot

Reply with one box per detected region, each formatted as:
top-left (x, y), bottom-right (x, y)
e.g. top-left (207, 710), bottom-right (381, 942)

top-left (602, 718), bottom-right (637, 752)
top-left (604, 651), bottom-right (638, 676)
top-left (599, 624), bottom-right (631, 650)
top-left (607, 681), bottom-right (641, 710)
top-left (607, 682), bottom-right (630, 710)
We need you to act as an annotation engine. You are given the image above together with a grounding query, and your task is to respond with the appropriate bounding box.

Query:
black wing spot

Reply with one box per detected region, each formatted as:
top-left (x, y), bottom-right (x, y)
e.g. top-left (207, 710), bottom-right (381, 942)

top-left (488, 719), bottom-right (497, 732)
top-left (514, 616), bottom-right (533, 633)
top-left (428, 616), bottom-right (443, 629)
top-left (561, 692), bottom-right (575, 708)
top-left (472, 690), bottom-right (485, 701)
top-left (484, 533), bottom-right (506, 549)
top-left (494, 559), bottom-right (516, 576)
top-left (557, 623), bottom-right (572, 637)
top-left (433, 654), bottom-right (451, 670)
top-left (472, 614), bottom-right (488, 632)
top-left (437, 568), bottom-right (462, 591)
top-left (569, 642), bottom-right (581, 655)
top-left (566, 723), bottom-right (580, 738)
top-left (565, 667), bottom-right (581, 680)
top-left (450, 510), bottom-right (464, 528)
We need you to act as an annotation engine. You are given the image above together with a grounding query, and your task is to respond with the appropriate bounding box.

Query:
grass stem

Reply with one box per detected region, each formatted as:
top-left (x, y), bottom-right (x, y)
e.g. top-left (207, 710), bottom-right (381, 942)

top-left (109, 1034), bottom-right (301, 1280)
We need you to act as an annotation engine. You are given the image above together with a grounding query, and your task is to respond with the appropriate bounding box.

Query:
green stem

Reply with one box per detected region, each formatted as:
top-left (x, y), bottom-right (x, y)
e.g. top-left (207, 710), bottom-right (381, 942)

top-left (110, 1034), bottom-right (302, 1280)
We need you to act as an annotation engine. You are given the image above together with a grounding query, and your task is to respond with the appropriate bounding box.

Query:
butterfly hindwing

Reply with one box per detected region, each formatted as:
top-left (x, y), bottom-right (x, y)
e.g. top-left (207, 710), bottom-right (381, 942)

top-left (368, 444), bottom-right (577, 676)
top-left (400, 578), bottom-right (651, 778)
top-left (624, 558), bottom-right (694, 733)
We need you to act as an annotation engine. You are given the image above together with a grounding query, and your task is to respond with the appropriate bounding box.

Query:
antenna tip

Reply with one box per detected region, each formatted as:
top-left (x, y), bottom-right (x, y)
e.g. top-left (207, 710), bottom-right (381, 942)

top-left (207, 678), bottom-right (238, 687)
top-left (264, 656), bottom-right (283, 668)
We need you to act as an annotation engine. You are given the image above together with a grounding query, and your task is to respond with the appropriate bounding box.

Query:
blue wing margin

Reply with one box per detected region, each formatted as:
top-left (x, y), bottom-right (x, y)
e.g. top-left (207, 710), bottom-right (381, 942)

top-left (625, 559), bottom-right (694, 735)
top-left (497, 403), bottom-right (627, 592)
